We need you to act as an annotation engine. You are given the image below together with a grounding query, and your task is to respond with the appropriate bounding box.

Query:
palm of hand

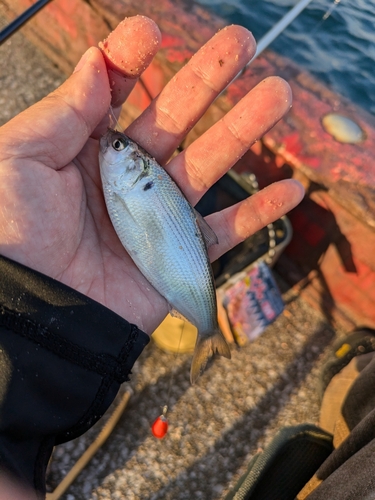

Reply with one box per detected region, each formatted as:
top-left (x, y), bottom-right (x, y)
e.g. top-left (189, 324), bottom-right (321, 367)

top-left (0, 133), bottom-right (165, 334)
top-left (0, 20), bottom-right (303, 335)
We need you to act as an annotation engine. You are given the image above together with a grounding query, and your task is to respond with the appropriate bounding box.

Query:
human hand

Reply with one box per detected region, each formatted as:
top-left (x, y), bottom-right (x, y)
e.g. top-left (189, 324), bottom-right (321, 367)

top-left (0, 16), bottom-right (304, 335)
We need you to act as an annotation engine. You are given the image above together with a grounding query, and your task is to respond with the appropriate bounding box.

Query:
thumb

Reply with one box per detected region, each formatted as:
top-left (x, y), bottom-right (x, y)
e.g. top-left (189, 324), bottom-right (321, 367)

top-left (0, 46), bottom-right (110, 169)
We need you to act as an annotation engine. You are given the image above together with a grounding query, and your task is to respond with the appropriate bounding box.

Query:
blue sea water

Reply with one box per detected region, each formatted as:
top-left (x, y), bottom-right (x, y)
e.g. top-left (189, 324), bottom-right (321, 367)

top-left (196, 0), bottom-right (375, 115)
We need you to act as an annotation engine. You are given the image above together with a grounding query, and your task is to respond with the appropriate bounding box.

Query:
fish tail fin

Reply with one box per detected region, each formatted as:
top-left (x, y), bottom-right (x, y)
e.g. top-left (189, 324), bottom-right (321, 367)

top-left (190, 330), bottom-right (231, 384)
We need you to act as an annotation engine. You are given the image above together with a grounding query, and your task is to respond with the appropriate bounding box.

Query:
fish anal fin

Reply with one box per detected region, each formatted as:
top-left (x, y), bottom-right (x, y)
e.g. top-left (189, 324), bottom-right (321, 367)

top-left (194, 209), bottom-right (218, 248)
top-left (190, 330), bottom-right (231, 384)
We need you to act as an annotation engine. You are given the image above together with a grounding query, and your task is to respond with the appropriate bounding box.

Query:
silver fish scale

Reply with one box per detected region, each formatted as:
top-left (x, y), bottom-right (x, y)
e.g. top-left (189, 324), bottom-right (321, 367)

top-left (102, 157), bottom-right (218, 336)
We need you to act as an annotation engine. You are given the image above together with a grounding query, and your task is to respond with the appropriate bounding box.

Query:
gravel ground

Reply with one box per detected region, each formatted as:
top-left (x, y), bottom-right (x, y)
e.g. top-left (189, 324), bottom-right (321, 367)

top-left (0, 12), bottom-right (345, 500)
top-left (45, 290), bottom-right (340, 500)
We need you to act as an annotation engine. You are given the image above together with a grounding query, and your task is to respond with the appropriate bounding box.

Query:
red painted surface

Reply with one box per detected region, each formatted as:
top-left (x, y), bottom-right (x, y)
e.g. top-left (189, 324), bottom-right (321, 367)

top-left (127, 61), bottom-right (165, 111)
top-left (262, 59), bottom-right (375, 229)
top-left (281, 189), bottom-right (375, 328)
top-left (47, 1), bottom-right (79, 39)
top-left (320, 249), bottom-right (375, 326)
top-left (161, 33), bottom-right (193, 63)
top-left (1, 0), bottom-right (110, 72)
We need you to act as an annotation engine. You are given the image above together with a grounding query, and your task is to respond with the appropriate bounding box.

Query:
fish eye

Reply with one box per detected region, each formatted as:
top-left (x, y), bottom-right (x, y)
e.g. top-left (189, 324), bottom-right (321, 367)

top-left (112, 138), bottom-right (126, 151)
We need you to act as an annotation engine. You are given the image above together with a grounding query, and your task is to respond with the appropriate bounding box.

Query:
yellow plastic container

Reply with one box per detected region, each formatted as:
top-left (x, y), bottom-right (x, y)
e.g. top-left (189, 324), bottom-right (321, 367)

top-left (152, 315), bottom-right (197, 354)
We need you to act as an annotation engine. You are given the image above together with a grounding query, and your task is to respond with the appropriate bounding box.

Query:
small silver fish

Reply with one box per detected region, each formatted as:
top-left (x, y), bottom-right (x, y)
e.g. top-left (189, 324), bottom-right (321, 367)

top-left (99, 129), bottom-right (231, 383)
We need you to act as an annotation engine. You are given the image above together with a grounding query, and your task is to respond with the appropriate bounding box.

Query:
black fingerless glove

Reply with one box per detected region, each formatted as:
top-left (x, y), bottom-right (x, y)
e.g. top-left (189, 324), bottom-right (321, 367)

top-left (0, 255), bottom-right (149, 498)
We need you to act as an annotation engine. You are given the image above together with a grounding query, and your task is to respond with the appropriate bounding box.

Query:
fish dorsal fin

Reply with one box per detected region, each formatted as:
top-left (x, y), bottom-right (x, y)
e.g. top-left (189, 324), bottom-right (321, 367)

top-left (194, 209), bottom-right (218, 248)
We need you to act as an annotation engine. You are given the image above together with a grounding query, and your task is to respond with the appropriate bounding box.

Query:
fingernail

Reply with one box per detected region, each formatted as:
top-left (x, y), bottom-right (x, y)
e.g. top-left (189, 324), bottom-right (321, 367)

top-left (73, 47), bottom-right (94, 73)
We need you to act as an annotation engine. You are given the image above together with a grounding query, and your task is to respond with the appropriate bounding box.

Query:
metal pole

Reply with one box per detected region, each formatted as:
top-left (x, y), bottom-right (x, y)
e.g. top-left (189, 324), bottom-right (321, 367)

top-left (0, 0), bottom-right (53, 45)
top-left (252, 0), bottom-right (315, 62)
top-left (220, 0), bottom-right (315, 95)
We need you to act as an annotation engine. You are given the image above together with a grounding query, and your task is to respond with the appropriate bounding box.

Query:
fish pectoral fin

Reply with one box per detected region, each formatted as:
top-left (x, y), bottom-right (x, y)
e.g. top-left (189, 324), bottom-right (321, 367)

top-left (113, 192), bottom-right (137, 223)
top-left (193, 209), bottom-right (218, 248)
top-left (190, 330), bottom-right (231, 384)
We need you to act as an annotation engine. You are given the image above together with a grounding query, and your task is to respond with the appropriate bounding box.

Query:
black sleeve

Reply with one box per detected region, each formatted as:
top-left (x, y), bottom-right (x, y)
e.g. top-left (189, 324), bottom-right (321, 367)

top-left (0, 255), bottom-right (149, 498)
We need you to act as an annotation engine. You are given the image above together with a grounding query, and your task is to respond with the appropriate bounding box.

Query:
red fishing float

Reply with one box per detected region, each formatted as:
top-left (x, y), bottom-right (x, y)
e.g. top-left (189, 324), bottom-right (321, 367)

top-left (151, 328), bottom-right (184, 439)
top-left (151, 405), bottom-right (169, 438)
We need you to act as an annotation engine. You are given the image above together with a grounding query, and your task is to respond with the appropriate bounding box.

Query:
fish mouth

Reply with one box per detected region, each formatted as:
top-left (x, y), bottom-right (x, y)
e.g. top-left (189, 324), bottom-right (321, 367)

top-left (99, 133), bottom-right (110, 154)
